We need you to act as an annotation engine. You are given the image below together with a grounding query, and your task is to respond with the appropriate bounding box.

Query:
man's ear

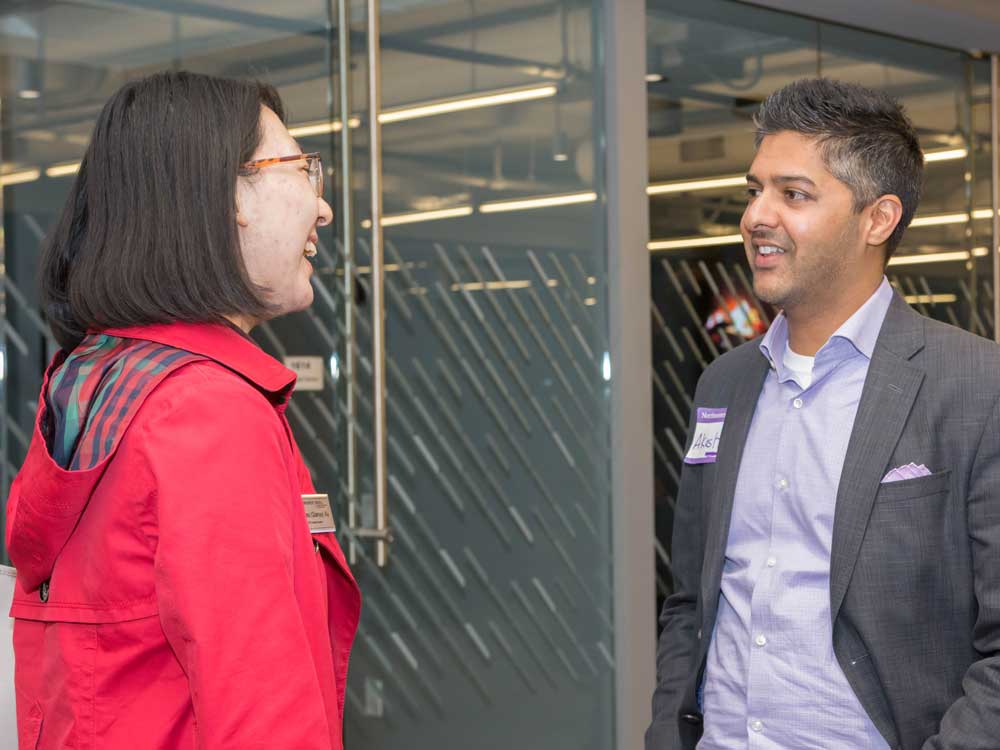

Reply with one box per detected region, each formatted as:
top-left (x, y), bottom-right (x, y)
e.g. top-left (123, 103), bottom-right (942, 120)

top-left (866, 194), bottom-right (903, 248)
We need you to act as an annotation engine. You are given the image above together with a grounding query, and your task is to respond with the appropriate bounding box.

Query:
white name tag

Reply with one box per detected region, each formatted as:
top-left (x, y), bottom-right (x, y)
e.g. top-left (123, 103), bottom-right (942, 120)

top-left (284, 356), bottom-right (325, 392)
top-left (302, 494), bottom-right (337, 533)
top-left (684, 408), bottom-right (727, 464)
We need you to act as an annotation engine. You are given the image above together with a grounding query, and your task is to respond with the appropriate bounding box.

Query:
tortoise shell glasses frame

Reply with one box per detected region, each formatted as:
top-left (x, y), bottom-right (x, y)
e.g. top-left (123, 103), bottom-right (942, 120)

top-left (239, 151), bottom-right (324, 197)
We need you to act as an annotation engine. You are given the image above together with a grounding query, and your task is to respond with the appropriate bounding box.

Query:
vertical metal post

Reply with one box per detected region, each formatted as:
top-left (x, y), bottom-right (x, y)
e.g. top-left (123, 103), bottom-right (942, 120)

top-left (990, 54), bottom-right (1000, 341)
top-left (992, 55), bottom-right (999, 343)
top-left (367, 0), bottom-right (389, 567)
top-left (337, 0), bottom-right (359, 564)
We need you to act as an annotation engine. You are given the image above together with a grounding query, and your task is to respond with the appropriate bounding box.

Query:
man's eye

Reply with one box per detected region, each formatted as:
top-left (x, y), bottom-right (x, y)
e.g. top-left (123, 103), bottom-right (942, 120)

top-left (745, 187), bottom-right (760, 199)
top-left (786, 190), bottom-right (808, 200)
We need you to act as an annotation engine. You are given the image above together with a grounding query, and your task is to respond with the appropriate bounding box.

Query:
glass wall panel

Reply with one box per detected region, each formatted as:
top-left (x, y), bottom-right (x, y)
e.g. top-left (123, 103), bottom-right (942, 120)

top-left (344, 2), bottom-right (615, 748)
top-left (646, 0), bottom-right (994, 607)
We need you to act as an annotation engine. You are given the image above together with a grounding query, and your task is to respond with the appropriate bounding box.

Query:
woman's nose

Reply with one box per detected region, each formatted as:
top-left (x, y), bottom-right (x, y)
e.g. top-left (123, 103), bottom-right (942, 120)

top-left (317, 196), bottom-right (334, 227)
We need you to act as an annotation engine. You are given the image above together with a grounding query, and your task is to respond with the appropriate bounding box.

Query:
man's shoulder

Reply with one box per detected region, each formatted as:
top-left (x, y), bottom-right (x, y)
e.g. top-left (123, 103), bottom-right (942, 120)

top-left (703, 337), bottom-right (765, 375)
top-left (697, 338), bottom-right (766, 393)
top-left (919, 314), bottom-right (1000, 373)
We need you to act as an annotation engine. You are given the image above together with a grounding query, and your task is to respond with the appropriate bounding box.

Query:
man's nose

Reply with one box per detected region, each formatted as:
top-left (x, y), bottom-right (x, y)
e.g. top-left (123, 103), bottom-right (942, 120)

top-left (742, 191), bottom-right (779, 229)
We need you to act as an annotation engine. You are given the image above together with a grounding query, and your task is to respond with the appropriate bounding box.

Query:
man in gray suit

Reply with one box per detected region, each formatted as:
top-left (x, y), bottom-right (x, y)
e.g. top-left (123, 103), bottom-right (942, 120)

top-left (647, 77), bottom-right (1000, 750)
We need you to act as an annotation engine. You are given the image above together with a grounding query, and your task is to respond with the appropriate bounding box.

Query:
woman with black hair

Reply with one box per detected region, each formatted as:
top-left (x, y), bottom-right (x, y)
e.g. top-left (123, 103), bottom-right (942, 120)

top-left (6, 71), bottom-right (359, 750)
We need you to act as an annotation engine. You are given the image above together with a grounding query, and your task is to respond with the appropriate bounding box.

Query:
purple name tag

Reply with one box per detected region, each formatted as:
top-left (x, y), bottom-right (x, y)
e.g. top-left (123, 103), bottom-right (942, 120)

top-left (684, 407), bottom-right (727, 464)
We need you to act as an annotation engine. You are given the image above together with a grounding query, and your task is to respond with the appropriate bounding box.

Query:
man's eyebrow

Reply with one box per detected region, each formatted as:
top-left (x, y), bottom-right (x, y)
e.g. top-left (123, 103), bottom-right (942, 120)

top-left (774, 174), bottom-right (817, 187)
top-left (745, 173), bottom-right (818, 188)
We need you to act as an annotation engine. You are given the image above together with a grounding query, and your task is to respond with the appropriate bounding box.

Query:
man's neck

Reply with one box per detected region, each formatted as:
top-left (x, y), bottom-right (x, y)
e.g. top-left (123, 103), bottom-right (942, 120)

top-left (785, 276), bottom-right (883, 356)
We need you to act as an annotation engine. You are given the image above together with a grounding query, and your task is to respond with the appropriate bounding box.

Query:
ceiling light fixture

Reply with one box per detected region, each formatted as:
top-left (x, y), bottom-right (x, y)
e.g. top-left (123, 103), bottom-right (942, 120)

top-left (888, 250), bottom-right (971, 265)
top-left (923, 147), bottom-right (968, 163)
top-left (908, 209), bottom-right (996, 227)
top-left (0, 169), bottom-right (41, 186)
top-left (379, 84), bottom-right (557, 124)
top-left (647, 174), bottom-right (746, 196)
top-left (288, 117), bottom-right (362, 138)
top-left (45, 162), bottom-right (81, 178)
top-left (648, 233), bottom-right (743, 251)
top-left (480, 190), bottom-right (596, 213)
top-left (381, 206), bottom-right (473, 226)
top-left (909, 212), bottom-right (973, 228)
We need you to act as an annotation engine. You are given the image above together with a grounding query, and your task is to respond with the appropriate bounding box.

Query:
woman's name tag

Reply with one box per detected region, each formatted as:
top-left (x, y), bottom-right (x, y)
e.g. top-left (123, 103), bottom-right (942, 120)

top-left (684, 408), bottom-right (727, 464)
top-left (302, 494), bottom-right (337, 533)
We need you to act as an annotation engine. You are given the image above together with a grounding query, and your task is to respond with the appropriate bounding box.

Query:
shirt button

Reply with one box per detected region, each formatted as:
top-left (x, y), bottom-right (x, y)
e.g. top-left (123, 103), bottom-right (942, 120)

top-left (777, 478), bottom-right (789, 490)
top-left (766, 556), bottom-right (777, 568)
top-left (755, 634), bottom-right (767, 647)
top-left (793, 397), bottom-right (804, 409)
top-left (750, 719), bottom-right (763, 732)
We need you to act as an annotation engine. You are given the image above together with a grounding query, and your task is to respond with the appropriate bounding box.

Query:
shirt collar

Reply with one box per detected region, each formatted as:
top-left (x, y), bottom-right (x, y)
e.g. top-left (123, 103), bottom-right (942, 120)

top-left (759, 276), bottom-right (894, 369)
top-left (98, 321), bottom-right (296, 400)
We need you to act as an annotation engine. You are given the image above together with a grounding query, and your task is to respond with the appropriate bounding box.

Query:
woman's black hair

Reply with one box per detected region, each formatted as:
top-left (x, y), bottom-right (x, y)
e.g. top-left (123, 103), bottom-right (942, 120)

top-left (39, 70), bottom-right (285, 349)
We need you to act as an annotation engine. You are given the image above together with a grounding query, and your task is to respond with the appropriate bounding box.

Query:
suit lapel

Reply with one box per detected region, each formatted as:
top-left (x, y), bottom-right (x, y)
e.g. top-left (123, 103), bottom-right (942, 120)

top-left (701, 349), bottom-right (770, 631)
top-left (829, 294), bottom-right (925, 621)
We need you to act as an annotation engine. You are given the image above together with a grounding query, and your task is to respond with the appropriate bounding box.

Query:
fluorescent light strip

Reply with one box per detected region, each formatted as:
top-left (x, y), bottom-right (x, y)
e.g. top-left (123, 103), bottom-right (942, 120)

top-left (379, 84), bottom-right (557, 124)
top-left (647, 174), bottom-right (745, 196)
top-left (288, 117), bottom-right (361, 138)
top-left (648, 233), bottom-right (743, 251)
top-left (383, 206), bottom-right (473, 226)
top-left (908, 209), bottom-right (996, 227)
top-left (909, 212), bottom-right (972, 227)
top-left (451, 280), bottom-right (531, 291)
top-left (362, 206), bottom-right (474, 228)
top-left (45, 162), bottom-right (81, 178)
top-left (480, 191), bottom-right (596, 213)
top-left (888, 250), bottom-right (970, 266)
top-left (904, 293), bottom-right (957, 304)
top-left (0, 169), bottom-right (40, 186)
top-left (923, 148), bottom-right (968, 163)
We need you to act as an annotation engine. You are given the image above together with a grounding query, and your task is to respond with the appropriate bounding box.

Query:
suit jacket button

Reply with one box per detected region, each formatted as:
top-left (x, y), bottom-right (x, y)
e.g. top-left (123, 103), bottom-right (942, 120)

top-left (39, 580), bottom-right (49, 603)
top-left (681, 712), bottom-right (703, 725)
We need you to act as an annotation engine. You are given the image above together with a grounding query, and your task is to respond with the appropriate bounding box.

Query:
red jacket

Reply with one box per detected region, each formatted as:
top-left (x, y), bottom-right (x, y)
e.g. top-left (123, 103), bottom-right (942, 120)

top-left (6, 322), bottom-right (361, 750)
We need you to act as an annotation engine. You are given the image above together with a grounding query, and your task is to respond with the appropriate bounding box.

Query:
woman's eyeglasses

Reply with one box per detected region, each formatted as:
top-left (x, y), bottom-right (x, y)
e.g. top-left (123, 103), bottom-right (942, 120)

top-left (239, 152), bottom-right (324, 197)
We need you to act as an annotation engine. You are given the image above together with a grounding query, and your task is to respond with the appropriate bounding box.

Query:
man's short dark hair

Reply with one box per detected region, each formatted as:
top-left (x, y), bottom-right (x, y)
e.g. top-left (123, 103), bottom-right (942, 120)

top-left (39, 71), bottom-right (285, 350)
top-left (753, 78), bottom-right (924, 260)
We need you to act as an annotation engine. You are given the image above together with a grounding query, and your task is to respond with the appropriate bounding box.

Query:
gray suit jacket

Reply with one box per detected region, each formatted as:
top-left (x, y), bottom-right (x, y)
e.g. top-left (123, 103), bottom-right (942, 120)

top-left (647, 293), bottom-right (1000, 750)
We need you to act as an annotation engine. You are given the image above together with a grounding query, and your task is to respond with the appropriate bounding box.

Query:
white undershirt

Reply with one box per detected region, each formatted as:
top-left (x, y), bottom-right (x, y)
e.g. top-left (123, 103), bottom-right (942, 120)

top-left (783, 341), bottom-right (815, 389)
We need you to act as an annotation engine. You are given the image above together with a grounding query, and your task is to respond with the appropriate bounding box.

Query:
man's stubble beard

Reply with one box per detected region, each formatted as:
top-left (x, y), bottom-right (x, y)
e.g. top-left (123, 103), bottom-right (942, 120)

top-left (753, 225), bottom-right (857, 313)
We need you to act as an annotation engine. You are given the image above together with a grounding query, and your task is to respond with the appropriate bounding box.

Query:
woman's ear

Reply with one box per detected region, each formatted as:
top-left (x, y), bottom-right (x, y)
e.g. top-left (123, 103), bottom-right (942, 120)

top-left (236, 208), bottom-right (250, 228)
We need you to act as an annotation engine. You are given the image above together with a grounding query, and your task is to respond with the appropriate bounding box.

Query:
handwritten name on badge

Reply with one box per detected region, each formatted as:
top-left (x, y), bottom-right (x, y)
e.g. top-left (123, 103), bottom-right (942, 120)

top-left (684, 407), bottom-right (727, 465)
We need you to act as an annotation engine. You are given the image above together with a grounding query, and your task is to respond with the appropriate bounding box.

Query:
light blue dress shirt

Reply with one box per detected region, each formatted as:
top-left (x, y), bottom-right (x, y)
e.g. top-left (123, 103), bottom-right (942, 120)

top-left (698, 278), bottom-right (894, 750)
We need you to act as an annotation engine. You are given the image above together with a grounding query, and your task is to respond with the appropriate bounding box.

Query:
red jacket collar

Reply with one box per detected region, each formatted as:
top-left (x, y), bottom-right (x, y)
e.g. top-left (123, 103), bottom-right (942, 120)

top-left (99, 321), bottom-right (296, 402)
